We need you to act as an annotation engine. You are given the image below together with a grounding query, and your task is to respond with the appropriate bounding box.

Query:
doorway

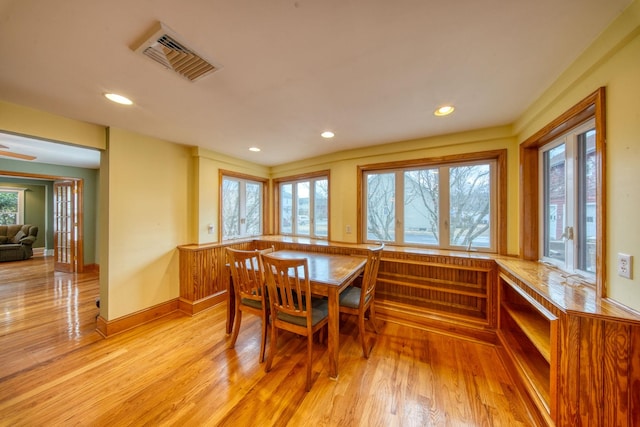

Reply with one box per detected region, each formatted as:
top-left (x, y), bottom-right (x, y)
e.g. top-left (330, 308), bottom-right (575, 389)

top-left (0, 171), bottom-right (85, 273)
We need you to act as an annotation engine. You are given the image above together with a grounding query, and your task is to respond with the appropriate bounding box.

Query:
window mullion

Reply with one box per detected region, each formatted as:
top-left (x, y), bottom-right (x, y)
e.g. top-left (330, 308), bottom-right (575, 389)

top-left (396, 171), bottom-right (404, 243)
top-left (309, 179), bottom-right (315, 238)
top-left (440, 166), bottom-right (450, 249)
top-left (565, 135), bottom-right (576, 272)
top-left (239, 181), bottom-right (247, 235)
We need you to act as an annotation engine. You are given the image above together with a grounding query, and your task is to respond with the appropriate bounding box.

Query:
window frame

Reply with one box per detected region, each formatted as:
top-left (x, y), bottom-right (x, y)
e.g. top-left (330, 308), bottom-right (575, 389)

top-left (520, 87), bottom-right (606, 296)
top-left (0, 187), bottom-right (25, 225)
top-left (538, 119), bottom-right (596, 276)
top-left (358, 150), bottom-right (507, 254)
top-left (274, 170), bottom-right (330, 240)
top-left (219, 170), bottom-right (267, 241)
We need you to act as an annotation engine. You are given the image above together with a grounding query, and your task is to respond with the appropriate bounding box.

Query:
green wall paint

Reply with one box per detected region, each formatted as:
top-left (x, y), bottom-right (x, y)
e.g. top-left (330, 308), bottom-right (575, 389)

top-left (0, 158), bottom-right (99, 264)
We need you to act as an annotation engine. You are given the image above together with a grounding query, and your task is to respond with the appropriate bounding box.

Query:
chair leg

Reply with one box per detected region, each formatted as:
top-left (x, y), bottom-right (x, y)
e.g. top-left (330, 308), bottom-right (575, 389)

top-left (358, 313), bottom-right (370, 359)
top-left (229, 308), bottom-right (242, 349)
top-left (369, 303), bottom-right (380, 334)
top-left (265, 321), bottom-right (277, 373)
top-left (259, 314), bottom-right (268, 363)
top-left (306, 333), bottom-right (313, 392)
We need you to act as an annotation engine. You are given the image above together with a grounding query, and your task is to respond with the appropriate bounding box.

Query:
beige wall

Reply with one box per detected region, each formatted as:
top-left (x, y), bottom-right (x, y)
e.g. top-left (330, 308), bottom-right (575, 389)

top-left (101, 128), bottom-right (191, 319)
top-left (514, 0), bottom-right (640, 311)
top-left (0, 100), bottom-right (106, 150)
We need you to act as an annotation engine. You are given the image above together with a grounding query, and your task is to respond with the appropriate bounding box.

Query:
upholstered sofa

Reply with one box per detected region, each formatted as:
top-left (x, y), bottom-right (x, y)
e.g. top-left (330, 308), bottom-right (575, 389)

top-left (0, 224), bottom-right (39, 262)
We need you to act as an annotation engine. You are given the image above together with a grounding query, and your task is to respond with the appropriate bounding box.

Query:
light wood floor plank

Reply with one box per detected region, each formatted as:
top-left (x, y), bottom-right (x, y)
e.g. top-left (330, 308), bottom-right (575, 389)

top-left (0, 257), bottom-right (538, 426)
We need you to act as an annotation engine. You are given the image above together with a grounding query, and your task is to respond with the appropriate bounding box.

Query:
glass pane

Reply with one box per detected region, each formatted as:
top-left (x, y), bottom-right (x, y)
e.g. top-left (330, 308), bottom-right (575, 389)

top-left (543, 144), bottom-right (566, 262)
top-left (0, 191), bottom-right (19, 225)
top-left (280, 183), bottom-right (293, 233)
top-left (314, 179), bottom-right (328, 237)
top-left (404, 169), bottom-right (439, 245)
top-left (366, 172), bottom-right (395, 241)
top-left (449, 164), bottom-right (491, 248)
top-left (245, 182), bottom-right (262, 236)
top-left (296, 182), bottom-right (310, 235)
top-left (578, 129), bottom-right (597, 273)
top-left (221, 178), bottom-right (240, 239)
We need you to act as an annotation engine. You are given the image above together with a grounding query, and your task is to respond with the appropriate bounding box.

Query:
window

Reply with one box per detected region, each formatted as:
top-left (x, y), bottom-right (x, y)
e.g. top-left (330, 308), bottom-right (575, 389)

top-left (540, 119), bottom-right (596, 275)
top-left (220, 172), bottom-right (265, 240)
top-left (0, 188), bottom-right (25, 225)
top-left (520, 87), bottom-right (605, 294)
top-left (361, 151), bottom-right (505, 252)
top-left (276, 172), bottom-right (329, 239)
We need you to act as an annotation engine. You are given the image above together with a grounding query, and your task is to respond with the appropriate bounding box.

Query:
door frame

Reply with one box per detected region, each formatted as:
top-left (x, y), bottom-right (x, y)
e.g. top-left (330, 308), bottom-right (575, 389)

top-left (0, 170), bottom-right (85, 273)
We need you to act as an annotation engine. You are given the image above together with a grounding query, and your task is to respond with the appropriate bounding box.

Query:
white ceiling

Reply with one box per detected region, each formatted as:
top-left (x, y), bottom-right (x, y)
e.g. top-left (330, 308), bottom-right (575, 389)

top-left (0, 0), bottom-right (632, 168)
top-left (0, 133), bottom-right (101, 169)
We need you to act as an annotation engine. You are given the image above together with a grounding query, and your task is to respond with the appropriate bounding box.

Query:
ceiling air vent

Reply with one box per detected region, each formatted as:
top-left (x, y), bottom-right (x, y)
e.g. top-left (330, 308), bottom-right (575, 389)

top-left (132, 22), bottom-right (221, 82)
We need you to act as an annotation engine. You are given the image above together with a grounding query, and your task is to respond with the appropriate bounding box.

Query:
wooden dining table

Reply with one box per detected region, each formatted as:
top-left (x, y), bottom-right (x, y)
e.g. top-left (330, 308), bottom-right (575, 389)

top-left (226, 249), bottom-right (367, 379)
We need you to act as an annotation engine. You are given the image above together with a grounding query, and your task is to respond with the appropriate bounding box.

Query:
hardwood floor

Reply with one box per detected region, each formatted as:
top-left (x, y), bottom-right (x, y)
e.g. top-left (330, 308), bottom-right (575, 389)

top-left (0, 257), bottom-right (538, 426)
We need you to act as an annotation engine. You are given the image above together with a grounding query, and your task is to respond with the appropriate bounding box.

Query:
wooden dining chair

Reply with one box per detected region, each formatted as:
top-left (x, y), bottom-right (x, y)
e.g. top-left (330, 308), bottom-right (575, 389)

top-left (226, 246), bottom-right (274, 363)
top-left (339, 244), bottom-right (384, 358)
top-left (261, 253), bottom-right (329, 392)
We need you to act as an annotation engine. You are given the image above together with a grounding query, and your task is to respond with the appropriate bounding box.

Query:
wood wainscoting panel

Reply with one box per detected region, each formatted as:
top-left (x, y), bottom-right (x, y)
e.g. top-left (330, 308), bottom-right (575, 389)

top-left (178, 241), bottom-right (255, 315)
top-left (374, 252), bottom-right (497, 341)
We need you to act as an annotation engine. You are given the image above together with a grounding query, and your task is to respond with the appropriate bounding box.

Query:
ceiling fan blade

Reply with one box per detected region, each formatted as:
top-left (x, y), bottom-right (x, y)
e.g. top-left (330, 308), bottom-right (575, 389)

top-left (0, 150), bottom-right (37, 161)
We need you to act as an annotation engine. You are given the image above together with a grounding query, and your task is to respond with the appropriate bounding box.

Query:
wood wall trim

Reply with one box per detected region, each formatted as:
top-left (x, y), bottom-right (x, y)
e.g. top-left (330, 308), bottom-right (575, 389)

top-left (218, 170), bottom-right (269, 241)
top-left (178, 293), bottom-right (226, 316)
top-left (356, 149), bottom-right (508, 254)
top-left (96, 299), bottom-right (180, 338)
top-left (519, 87), bottom-right (606, 298)
top-left (271, 169), bottom-right (331, 239)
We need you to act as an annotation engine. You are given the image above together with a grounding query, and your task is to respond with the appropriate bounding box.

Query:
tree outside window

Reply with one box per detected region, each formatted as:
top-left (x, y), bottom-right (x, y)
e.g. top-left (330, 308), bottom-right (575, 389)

top-left (364, 158), bottom-right (496, 251)
top-left (221, 174), bottom-right (264, 240)
top-left (0, 189), bottom-right (23, 225)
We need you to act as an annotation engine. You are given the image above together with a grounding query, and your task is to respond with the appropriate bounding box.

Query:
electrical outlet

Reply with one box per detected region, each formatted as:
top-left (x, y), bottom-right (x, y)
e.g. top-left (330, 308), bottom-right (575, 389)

top-left (346, 225), bottom-right (352, 234)
top-left (617, 253), bottom-right (633, 279)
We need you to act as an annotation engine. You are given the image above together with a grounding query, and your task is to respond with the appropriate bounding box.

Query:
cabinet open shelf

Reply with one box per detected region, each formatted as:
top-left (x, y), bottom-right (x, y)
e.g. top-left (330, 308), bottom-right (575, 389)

top-left (498, 273), bottom-right (557, 420)
top-left (502, 302), bottom-right (551, 363)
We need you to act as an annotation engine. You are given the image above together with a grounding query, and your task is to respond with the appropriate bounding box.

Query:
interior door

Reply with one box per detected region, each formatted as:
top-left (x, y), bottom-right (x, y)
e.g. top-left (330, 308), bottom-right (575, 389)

top-left (53, 180), bottom-right (84, 273)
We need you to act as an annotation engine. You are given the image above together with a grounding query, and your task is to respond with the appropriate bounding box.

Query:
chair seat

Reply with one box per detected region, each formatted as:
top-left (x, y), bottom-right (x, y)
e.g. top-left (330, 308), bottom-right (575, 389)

top-left (240, 297), bottom-right (263, 310)
top-left (277, 298), bottom-right (328, 327)
top-left (339, 286), bottom-right (370, 309)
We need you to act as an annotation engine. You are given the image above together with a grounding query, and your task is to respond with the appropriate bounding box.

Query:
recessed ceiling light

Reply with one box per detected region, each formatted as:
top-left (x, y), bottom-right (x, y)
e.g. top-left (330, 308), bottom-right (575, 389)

top-left (434, 105), bottom-right (455, 116)
top-left (321, 131), bottom-right (335, 139)
top-left (249, 147), bottom-right (261, 152)
top-left (104, 93), bottom-right (133, 105)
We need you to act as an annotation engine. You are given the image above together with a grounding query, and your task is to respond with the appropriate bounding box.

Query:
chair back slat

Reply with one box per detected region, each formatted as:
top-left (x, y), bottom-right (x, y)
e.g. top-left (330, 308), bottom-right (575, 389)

top-left (262, 254), bottom-right (311, 322)
top-left (361, 244), bottom-right (384, 304)
top-left (227, 247), bottom-right (274, 303)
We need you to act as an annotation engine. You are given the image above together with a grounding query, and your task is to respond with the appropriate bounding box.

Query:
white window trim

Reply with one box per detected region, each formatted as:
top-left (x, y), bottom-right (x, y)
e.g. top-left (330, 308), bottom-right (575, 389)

top-left (221, 175), bottom-right (264, 240)
top-left (362, 159), bottom-right (497, 252)
top-left (538, 118), bottom-right (596, 277)
top-left (278, 175), bottom-right (329, 239)
top-left (0, 187), bottom-right (25, 225)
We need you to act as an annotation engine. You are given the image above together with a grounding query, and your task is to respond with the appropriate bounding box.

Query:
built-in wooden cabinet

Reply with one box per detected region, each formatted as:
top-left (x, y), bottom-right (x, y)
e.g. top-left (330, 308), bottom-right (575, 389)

top-left (496, 258), bottom-right (640, 426)
top-left (498, 272), bottom-right (558, 425)
top-left (374, 252), bottom-right (497, 342)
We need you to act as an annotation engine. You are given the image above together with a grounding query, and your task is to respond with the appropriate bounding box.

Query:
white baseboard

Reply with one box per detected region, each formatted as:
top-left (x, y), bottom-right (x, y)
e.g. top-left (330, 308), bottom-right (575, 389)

top-left (33, 248), bottom-right (54, 257)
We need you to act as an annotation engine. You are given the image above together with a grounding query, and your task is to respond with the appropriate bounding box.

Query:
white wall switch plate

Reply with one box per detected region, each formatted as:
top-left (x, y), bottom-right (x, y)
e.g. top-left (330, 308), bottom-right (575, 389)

top-left (617, 253), bottom-right (633, 279)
